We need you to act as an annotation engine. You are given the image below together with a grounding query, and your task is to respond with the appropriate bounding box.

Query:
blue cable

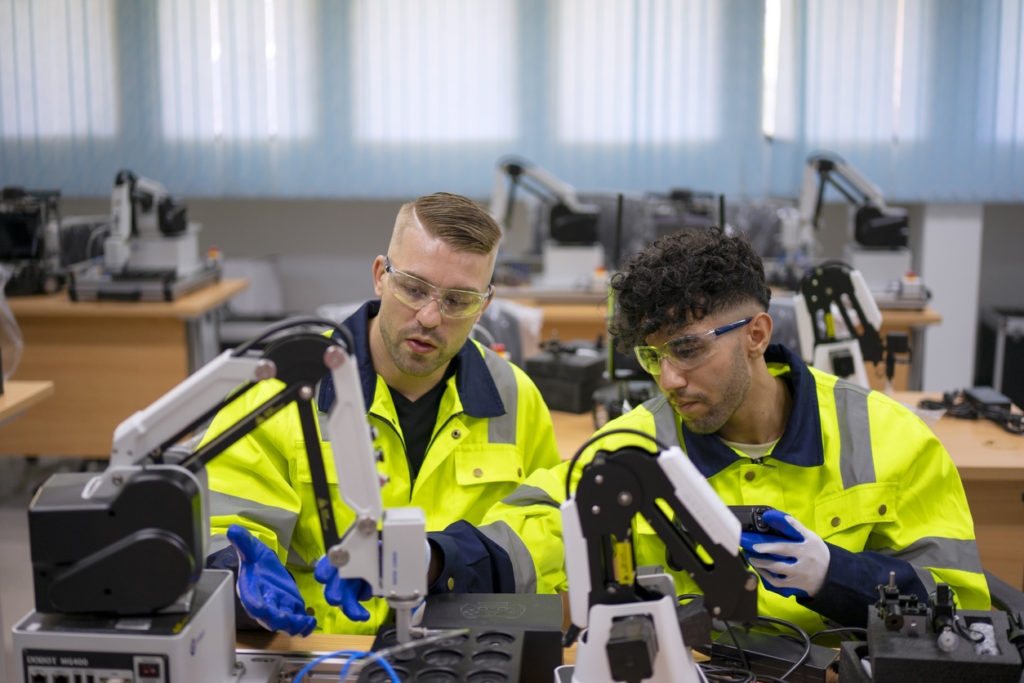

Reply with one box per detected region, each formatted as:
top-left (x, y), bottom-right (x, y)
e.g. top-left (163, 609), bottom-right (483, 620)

top-left (339, 649), bottom-right (401, 682)
top-left (293, 649), bottom-right (368, 683)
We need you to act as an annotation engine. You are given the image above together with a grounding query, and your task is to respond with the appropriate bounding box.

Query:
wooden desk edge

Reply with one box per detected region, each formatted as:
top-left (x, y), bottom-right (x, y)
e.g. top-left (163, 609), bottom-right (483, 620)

top-left (7, 277), bottom-right (249, 319)
top-left (0, 379), bottom-right (55, 424)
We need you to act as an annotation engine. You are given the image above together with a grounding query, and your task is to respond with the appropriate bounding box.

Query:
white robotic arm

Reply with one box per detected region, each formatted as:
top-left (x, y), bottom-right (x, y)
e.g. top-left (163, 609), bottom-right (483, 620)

top-left (488, 156), bottom-right (601, 245)
top-left (560, 443), bottom-right (758, 683)
top-left (798, 152), bottom-right (909, 249)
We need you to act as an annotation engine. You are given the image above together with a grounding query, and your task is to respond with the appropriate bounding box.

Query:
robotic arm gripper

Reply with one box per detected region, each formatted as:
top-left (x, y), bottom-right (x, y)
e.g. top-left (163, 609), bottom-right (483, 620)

top-left (560, 444), bottom-right (758, 683)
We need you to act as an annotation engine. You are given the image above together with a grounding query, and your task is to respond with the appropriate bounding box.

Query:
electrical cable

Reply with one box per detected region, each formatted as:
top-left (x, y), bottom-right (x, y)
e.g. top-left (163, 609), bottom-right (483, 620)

top-left (292, 649), bottom-right (378, 683)
top-left (756, 616), bottom-right (811, 682)
top-left (918, 390), bottom-right (1024, 435)
top-left (563, 428), bottom-right (666, 499)
top-left (809, 626), bottom-right (867, 642)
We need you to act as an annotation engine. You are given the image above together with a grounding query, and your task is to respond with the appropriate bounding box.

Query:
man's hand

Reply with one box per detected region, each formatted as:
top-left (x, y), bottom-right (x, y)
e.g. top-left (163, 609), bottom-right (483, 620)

top-left (739, 509), bottom-right (829, 598)
top-left (227, 525), bottom-right (317, 636)
top-left (314, 556), bottom-right (373, 621)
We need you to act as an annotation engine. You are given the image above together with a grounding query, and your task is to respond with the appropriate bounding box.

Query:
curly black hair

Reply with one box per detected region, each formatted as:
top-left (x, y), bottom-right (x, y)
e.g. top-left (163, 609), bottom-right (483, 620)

top-left (608, 227), bottom-right (771, 351)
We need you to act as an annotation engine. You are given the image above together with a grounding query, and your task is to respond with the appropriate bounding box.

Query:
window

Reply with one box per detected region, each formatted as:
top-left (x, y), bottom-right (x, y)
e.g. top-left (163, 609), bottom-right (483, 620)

top-left (352, 0), bottom-right (517, 143)
top-left (993, 0), bottom-right (1023, 144)
top-left (0, 0), bottom-right (118, 139)
top-left (158, 0), bottom-right (317, 141)
top-left (554, 0), bottom-right (723, 144)
top-left (801, 0), bottom-right (930, 144)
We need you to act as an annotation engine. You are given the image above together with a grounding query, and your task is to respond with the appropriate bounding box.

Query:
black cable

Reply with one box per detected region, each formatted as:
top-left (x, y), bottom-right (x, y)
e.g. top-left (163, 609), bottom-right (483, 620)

top-left (563, 428), bottom-right (666, 500)
top-left (756, 616), bottom-right (810, 682)
top-left (918, 390), bottom-right (1024, 435)
top-left (809, 626), bottom-right (867, 642)
top-left (231, 315), bottom-right (353, 356)
top-left (723, 621), bottom-right (752, 673)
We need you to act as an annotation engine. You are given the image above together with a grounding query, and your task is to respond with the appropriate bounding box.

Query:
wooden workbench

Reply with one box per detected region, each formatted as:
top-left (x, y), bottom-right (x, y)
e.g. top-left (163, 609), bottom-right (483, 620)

top-left (2, 278), bottom-right (248, 457)
top-left (551, 391), bottom-right (1024, 588)
top-left (0, 379), bottom-right (55, 425)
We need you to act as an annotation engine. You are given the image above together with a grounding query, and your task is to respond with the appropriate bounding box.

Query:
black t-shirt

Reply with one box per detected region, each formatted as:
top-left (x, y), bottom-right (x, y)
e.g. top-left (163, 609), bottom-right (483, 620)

top-left (388, 364), bottom-right (456, 482)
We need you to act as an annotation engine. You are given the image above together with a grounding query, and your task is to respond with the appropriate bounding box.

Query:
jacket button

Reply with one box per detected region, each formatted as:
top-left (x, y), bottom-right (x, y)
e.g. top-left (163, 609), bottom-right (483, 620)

top-left (878, 504), bottom-right (887, 515)
top-left (744, 471), bottom-right (756, 481)
top-left (447, 577), bottom-right (455, 590)
top-left (473, 468), bottom-right (484, 478)
top-left (451, 429), bottom-right (462, 439)
top-left (831, 516), bottom-right (841, 527)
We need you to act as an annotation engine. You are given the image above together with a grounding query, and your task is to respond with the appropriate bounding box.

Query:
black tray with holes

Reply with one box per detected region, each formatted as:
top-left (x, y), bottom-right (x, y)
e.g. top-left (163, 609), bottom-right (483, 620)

top-left (358, 626), bottom-right (525, 683)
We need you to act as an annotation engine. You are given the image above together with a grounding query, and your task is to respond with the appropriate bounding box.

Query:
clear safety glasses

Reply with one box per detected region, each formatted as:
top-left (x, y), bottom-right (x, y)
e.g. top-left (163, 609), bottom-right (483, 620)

top-left (384, 257), bottom-right (493, 319)
top-left (634, 317), bottom-right (754, 375)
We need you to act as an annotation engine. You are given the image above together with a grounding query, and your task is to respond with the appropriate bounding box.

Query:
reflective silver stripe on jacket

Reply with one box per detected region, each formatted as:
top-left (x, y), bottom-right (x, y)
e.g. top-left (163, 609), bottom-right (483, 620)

top-left (500, 484), bottom-right (561, 509)
top-left (877, 536), bottom-right (984, 578)
top-left (646, 395), bottom-right (681, 448)
top-left (833, 379), bottom-right (875, 488)
top-left (208, 489), bottom-right (301, 560)
top-left (315, 348), bottom-right (519, 445)
top-left (477, 520), bottom-right (538, 593)
top-left (482, 346), bottom-right (518, 445)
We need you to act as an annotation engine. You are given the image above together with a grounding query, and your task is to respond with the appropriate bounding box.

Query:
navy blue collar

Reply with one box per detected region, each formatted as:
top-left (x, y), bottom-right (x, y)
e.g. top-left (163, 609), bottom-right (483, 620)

top-left (680, 343), bottom-right (825, 479)
top-left (317, 300), bottom-right (506, 419)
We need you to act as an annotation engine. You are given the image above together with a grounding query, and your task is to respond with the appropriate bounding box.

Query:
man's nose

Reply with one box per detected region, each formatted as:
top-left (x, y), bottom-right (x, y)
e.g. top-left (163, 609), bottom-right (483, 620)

top-left (415, 298), bottom-right (443, 327)
top-left (657, 359), bottom-right (689, 390)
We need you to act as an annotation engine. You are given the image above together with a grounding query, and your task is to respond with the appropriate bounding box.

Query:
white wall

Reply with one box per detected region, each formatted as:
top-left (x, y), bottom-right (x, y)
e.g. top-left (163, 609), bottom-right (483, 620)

top-left (918, 204), bottom-right (984, 393)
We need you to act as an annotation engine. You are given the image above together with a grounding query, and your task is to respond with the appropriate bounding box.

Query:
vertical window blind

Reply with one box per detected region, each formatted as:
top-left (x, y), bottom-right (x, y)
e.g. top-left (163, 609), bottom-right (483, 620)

top-left (0, 0), bottom-right (1021, 200)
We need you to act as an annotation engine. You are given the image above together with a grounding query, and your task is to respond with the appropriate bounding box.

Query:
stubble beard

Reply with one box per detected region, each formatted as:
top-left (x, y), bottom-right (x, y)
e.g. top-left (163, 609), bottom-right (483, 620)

top-left (677, 344), bottom-right (751, 435)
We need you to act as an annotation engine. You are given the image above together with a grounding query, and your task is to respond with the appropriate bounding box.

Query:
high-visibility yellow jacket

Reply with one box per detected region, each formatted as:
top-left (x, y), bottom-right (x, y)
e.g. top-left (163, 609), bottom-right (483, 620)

top-left (465, 344), bottom-right (989, 635)
top-left (202, 301), bottom-right (561, 634)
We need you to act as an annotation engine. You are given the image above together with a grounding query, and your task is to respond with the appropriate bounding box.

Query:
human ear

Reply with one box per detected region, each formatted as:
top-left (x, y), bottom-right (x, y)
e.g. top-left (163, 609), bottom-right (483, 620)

top-left (747, 311), bottom-right (773, 355)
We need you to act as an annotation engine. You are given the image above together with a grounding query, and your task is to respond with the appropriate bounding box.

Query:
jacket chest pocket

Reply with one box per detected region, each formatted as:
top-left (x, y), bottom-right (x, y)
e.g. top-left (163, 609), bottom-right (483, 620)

top-left (452, 445), bottom-right (526, 488)
top-left (814, 483), bottom-right (898, 544)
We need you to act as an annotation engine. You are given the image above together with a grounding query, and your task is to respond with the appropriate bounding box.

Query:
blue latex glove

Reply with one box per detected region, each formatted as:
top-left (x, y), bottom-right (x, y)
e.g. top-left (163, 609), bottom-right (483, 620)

top-left (227, 525), bottom-right (316, 636)
top-left (739, 509), bottom-right (829, 598)
top-left (314, 555), bottom-right (373, 621)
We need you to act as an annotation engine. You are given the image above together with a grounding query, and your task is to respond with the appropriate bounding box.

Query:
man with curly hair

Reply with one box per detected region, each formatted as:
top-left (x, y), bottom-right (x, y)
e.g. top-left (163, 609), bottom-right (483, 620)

top-left (341, 227), bottom-right (990, 636)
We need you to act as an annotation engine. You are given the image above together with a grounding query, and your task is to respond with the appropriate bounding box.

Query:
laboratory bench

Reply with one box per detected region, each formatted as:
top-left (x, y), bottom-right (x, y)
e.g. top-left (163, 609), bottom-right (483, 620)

top-left (0, 379), bottom-right (54, 426)
top-left (1, 278), bottom-right (248, 458)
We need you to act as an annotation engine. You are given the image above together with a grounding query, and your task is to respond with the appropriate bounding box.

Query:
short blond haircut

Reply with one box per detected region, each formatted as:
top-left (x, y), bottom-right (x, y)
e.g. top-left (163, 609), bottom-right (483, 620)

top-left (393, 192), bottom-right (501, 255)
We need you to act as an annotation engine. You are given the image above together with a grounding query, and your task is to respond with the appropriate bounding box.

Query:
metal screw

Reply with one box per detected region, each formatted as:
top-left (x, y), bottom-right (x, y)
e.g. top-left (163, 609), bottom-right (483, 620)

top-left (324, 345), bottom-right (346, 369)
top-left (299, 385), bottom-right (313, 400)
top-left (618, 491), bottom-right (633, 506)
top-left (111, 473), bottom-right (124, 486)
top-left (713, 606), bottom-right (722, 616)
top-left (329, 547), bottom-right (350, 567)
top-left (357, 517), bottom-right (376, 535)
top-left (591, 505), bottom-right (601, 515)
top-left (254, 359), bottom-right (276, 381)
top-left (594, 474), bottom-right (604, 485)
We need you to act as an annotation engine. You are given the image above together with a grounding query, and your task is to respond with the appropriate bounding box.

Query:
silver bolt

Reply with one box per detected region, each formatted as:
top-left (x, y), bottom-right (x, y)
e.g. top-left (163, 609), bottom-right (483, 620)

top-left (299, 385), bottom-right (313, 401)
top-left (618, 491), bottom-right (633, 506)
top-left (713, 606), bottom-right (722, 616)
top-left (254, 359), bottom-right (276, 381)
top-left (591, 505), bottom-right (601, 515)
top-left (324, 345), bottom-right (346, 369)
top-left (357, 516), bottom-right (376, 535)
top-left (594, 474), bottom-right (604, 485)
top-left (328, 547), bottom-right (350, 567)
